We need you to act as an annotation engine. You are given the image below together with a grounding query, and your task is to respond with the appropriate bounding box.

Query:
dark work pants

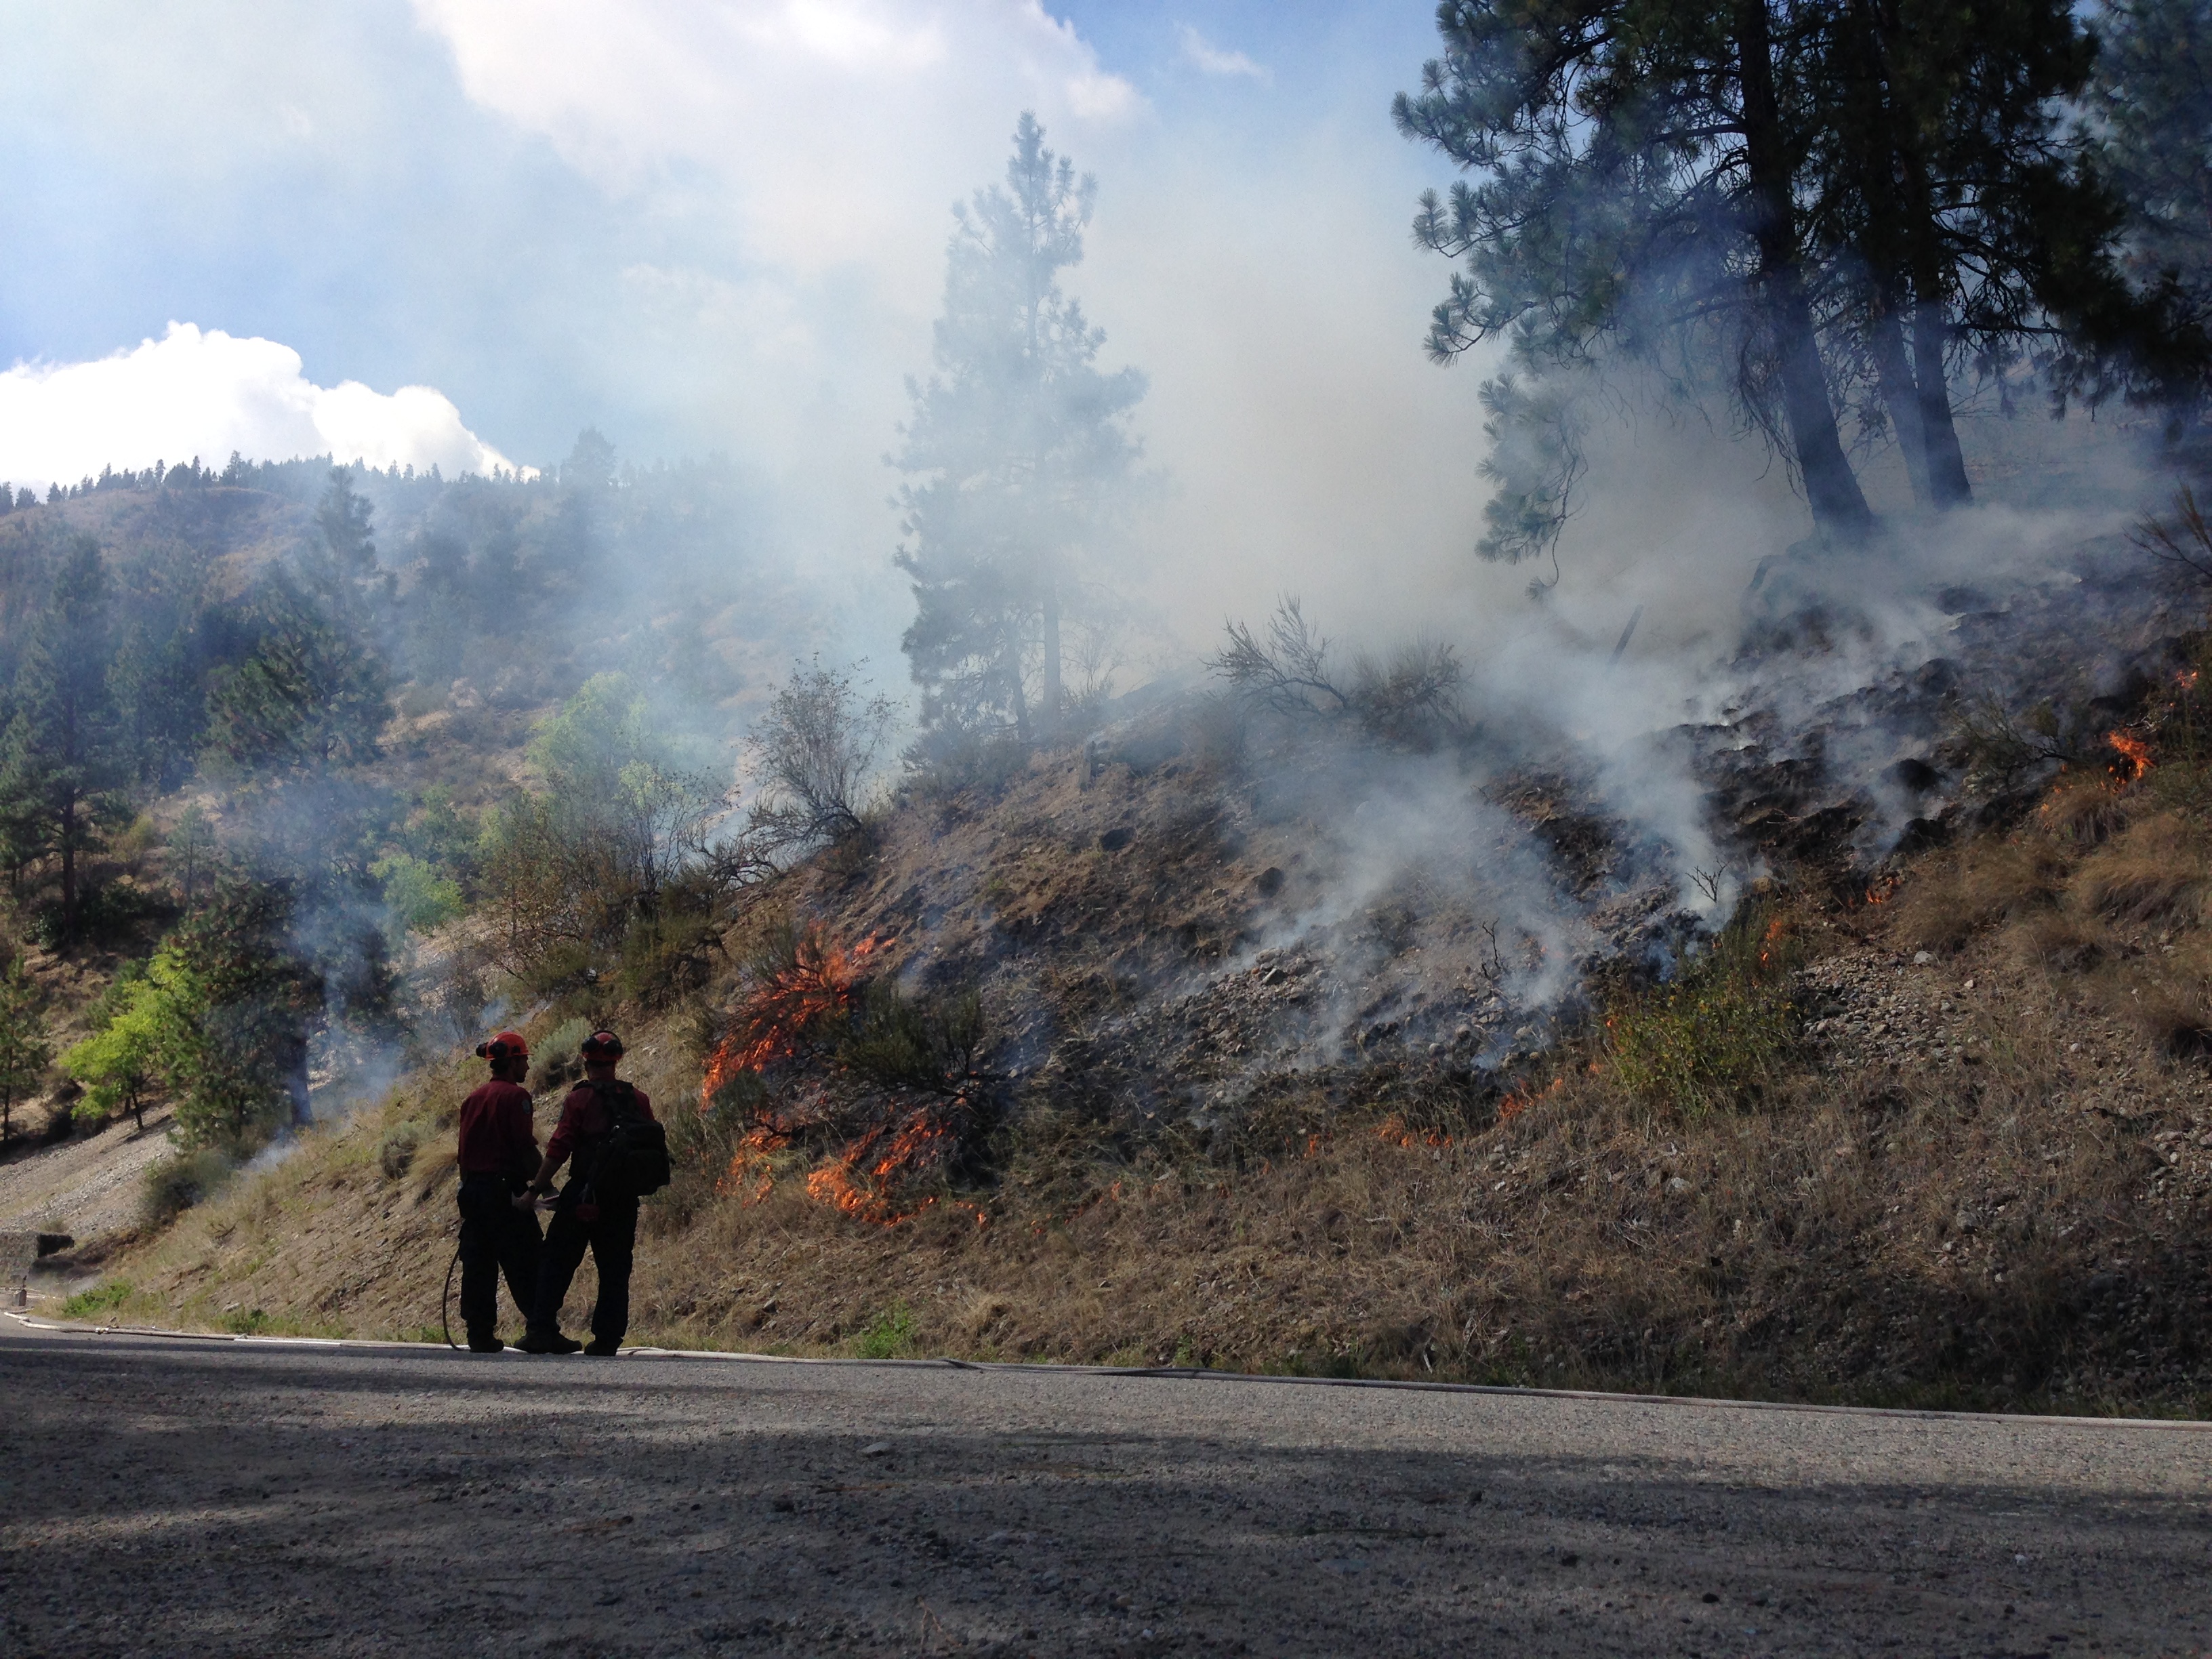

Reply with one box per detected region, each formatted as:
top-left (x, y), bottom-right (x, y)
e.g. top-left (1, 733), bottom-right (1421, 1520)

top-left (531, 1197), bottom-right (639, 1346)
top-left (457, 1173), bottom-right (542, 1342)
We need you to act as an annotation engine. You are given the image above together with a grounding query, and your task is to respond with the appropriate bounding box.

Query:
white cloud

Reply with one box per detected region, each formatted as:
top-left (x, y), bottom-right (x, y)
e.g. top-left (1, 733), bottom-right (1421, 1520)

top-left (0, 322), bottom-right (523, 489)
top-left (1179, 25), bottom-right (1269, 81)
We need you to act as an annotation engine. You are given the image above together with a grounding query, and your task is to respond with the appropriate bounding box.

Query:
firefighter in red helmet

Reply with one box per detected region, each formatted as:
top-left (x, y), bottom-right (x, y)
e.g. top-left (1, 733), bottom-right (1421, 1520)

top-left (454, 1031), bottom-right (544, 1352)
top-left (518, 1029), bottom-right (659, 1355)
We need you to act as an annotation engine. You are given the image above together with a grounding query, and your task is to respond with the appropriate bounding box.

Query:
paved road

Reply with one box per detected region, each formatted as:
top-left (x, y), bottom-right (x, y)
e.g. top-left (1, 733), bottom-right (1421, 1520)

top-left (3, 1318), bottom-right (2208, 1658)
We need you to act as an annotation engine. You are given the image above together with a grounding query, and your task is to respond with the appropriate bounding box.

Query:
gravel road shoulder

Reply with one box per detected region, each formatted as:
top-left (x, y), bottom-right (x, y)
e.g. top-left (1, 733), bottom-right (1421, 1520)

top-left (5, 1317), bottom-right (2209, 1657)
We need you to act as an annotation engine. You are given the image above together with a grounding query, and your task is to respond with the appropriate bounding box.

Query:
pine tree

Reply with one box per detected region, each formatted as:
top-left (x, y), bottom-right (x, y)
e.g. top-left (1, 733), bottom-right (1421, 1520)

top-left (203, 573), bottom-right (390, 775)
top-left (0, 537), bottom-right (131, 943)
top-left (1395, 0), bottom-right (1881, 539)
top-left (0, 959), bottom-right (51, 1145)
top-left (895, 113), bottom-right (1147, 743)
top-left (2087, 0), bottom-right (2212, 415)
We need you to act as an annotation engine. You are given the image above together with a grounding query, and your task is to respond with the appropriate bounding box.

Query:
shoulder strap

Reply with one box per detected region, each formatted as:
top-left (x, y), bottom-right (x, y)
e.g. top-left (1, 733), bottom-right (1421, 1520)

top-left (593, 1079), bottom-right (639, 1122)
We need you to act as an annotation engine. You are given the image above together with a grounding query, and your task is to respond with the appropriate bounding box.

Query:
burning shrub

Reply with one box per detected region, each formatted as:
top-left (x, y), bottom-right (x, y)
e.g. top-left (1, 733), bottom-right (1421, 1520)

top-left (1607, 905), bottom-right (1801, 1115)
top-left (698, 922), bottom-right (996, 1225)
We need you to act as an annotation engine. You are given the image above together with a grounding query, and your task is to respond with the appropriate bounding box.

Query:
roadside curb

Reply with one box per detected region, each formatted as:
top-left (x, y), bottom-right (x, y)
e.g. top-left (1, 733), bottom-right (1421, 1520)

top-left (10, 1309), bottom-right (2208, 1431)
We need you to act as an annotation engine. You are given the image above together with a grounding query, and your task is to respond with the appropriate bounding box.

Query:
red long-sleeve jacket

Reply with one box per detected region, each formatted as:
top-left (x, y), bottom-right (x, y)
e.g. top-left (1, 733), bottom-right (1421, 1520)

top-left (456, 1080), bottom-right (539, 1179)
top-left (541, 1080), bottom-right (657, 1182)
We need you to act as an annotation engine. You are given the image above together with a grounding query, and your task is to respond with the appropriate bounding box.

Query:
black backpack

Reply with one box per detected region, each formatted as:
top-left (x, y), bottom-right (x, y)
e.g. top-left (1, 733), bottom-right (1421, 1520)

top-left (580, 1080), bottom-right (672, 1200)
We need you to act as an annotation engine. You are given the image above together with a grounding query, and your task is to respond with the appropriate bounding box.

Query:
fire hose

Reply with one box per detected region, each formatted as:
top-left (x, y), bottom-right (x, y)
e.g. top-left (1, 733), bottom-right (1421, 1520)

top-left (440, 1243), bottom-right (462, 1351)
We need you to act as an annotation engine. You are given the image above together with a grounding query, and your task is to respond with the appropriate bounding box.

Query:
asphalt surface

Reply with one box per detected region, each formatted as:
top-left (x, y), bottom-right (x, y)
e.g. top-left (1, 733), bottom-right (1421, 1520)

top-left (3, 1317), bottom-right (2209, 1658)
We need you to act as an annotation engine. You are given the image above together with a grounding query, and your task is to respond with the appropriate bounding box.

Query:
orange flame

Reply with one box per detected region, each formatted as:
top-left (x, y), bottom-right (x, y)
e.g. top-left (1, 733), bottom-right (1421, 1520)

top-left (701, 932), bottom-right (884, 1108)
top-left (1496, 1074), bottom-right (1565, 1124)
top-left (700, 930), bottom-right (984, 1229)
top-left (1372, 1113), bottom-right (1452, 1149)
top-left (802, 1109), bottom-right (985, 1227)
top-left (2108, 729), bottom-right (2153, 783)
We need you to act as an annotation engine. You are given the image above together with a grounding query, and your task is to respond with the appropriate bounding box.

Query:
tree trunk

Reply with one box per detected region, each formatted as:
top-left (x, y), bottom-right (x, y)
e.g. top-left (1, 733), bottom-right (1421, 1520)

top-left (1909, 292), bottom-right (1973, 506)
top-left (60, 794), bottom-right (77, 945)
top-left (1007, 651), bottom-right (1031, 747)
top-left (1040, 575), bottom-right (1063, 745)
top-left (1737, 0), bottom-right (1877, 539)
top-left (1868, 305), bottom-right (1933, 506)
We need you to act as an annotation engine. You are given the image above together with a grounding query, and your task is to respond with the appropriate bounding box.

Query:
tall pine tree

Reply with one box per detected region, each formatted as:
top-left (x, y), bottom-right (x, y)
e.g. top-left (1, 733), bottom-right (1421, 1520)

top-left (0, 537), bottom-right (130, 943)
top-left (895, 113), bottom-right (1147, 744)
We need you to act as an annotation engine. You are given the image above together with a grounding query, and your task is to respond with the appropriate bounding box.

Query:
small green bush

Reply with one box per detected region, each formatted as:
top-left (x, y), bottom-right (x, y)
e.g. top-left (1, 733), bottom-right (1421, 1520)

top-left (142, 1148), bottom-right (235, 1226)
top-left (837, 983), bottom-right (985, 1092)
top-left (61, 1279), bottom-right (131, 1319)
top-left (1607, 904), bottom-right (1801, 1115)
top-left (855, 1301), bottom-right (919, 1359)
top-left (222, 1307), bottom-right (272, 1334)
top-left (529, 1017), bottom-right (592, 1091)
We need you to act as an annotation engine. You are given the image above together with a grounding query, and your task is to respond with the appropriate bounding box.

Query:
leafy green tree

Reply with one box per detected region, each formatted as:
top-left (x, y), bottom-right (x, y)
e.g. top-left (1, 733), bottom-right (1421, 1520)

top-left (479, 674), bottom-right (724, 973)
top-left (62, 962), bottom-right (163, 1131)
top-left (0, 959), bottom-right (51, 1143)
top-left (895, 113), bottom-right (1147, 743)
top-left (0, 537), bottom-right (132, 941)
top-left (371, 852), bottom-right (463, 940)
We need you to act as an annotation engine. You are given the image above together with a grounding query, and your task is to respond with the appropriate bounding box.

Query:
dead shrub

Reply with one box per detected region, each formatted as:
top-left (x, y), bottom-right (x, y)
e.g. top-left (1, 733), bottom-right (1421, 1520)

top-left (2069, 811), bottom-right (2209, 924)
top-left (2127, 977), bottom-right (2212, 1059)
top-left (2003, 909), bottom-right (2109, 973)
top-left (1885, 839), bottom-right (2064, 951)
top-left (2036, 775), bottom-right (2128, 846)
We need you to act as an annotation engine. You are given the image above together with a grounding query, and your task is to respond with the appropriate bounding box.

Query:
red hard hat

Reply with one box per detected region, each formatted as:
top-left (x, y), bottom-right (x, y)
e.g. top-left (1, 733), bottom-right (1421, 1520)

top-left (474, 1030), bottom-right (530, 1063)
top-left (579, 1029), bottom-right (625, 1059)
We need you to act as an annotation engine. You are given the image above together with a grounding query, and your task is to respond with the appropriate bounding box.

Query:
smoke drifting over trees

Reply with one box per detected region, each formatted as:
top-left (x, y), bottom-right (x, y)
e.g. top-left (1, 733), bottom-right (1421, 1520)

top-left (896, 115), bottom-right (1149, 750)
top-left (1395, 0), bottom-right (2210, 555)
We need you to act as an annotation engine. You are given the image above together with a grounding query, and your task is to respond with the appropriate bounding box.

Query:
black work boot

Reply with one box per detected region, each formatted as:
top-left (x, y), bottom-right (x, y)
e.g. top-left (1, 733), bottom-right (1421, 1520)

top-left (466, 1333), bottom-right (505, 1353)
top-left (583, 1339), bottom-right (621, 1356)
top-left (518, 1330), bottom-right (583, 1355)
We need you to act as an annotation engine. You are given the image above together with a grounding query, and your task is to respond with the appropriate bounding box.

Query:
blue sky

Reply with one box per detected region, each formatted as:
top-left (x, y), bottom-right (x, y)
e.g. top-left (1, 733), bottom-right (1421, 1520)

top-left (0, 1), bottom-right (1498, 640)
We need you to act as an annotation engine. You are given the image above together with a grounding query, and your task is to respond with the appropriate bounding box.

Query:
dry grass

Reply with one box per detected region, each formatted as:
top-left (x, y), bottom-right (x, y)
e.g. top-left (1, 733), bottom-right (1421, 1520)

top-left (66, 731), bottom-right (2212, 1416)
top-left (1887, 839), bottom-right (2066, 952)
top-left (2070, 811), bottom-right (2211, 924)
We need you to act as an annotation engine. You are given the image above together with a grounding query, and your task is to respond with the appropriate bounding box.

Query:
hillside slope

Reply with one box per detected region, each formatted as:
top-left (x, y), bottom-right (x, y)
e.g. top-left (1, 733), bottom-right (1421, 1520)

top-left (40, 506), bottom-right (2212, 1416)
top-left (64, 737), bottom-right (2212, 1416)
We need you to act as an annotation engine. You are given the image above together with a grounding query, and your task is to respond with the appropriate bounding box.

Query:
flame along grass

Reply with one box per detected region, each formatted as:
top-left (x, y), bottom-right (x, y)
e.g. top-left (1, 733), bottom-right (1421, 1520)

top-left (700, 925), bottom-right (985, 1228)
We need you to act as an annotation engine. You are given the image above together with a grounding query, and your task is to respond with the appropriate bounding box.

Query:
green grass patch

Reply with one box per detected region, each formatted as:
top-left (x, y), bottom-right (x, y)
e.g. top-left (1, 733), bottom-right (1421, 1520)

top-left (1606, 902), bottom-right (1802, 1115)
top-left (60, 1279), bottom-right (132, 1319)
top-left (853, 1301), bottom-right (919, 1359)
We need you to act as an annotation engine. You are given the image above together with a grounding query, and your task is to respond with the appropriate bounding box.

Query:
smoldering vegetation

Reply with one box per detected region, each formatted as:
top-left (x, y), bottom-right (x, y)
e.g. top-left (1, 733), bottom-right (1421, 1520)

top-left (22, 9), bottom-right (2212, 1417)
